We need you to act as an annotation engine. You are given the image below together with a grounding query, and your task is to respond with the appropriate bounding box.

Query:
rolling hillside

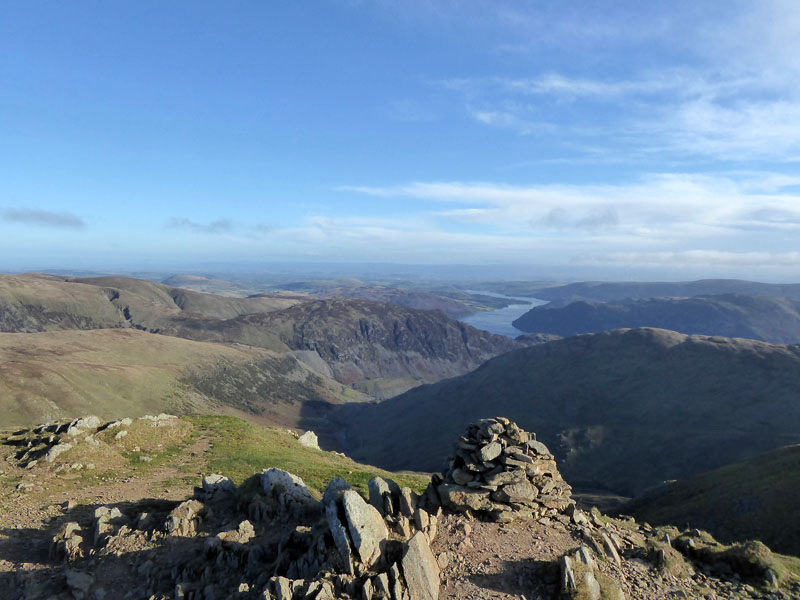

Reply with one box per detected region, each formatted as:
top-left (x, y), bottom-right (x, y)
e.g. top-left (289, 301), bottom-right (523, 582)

top-left (338, 328), bottom-right (800, 496)
top-left (0, 328), bottom-right (367, 428)
top-left (512, 293), bottom-right (800, 344)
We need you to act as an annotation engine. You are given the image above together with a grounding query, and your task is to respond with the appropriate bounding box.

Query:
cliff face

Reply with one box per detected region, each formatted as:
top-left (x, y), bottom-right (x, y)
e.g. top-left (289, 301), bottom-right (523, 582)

top-left (241, 298), bottom-right (521, 392)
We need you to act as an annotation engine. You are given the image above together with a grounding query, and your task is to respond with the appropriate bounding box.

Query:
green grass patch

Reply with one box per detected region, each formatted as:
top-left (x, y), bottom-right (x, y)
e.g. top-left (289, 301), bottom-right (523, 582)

top-left (193, 415), bottom-right (428, 497)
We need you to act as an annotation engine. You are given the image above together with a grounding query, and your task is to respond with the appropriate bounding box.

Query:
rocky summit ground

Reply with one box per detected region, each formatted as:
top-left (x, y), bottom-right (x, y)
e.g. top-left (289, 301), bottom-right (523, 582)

top-left (1, 415), bottom-right (799, 600)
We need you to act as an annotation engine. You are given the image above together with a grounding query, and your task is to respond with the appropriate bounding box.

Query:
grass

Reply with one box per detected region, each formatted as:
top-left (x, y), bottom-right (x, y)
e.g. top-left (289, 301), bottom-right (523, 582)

top-left (193, 415), bottom-right (429, 497)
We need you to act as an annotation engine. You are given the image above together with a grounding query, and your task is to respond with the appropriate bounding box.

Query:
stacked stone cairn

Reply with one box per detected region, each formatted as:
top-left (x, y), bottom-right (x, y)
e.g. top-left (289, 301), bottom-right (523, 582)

top-left (435, 417), bottom-right (573, 522)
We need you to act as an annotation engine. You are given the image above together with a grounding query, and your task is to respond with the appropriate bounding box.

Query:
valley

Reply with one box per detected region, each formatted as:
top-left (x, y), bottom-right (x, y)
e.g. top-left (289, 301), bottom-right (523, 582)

top-left (4, 271), bottom-right (800, 599)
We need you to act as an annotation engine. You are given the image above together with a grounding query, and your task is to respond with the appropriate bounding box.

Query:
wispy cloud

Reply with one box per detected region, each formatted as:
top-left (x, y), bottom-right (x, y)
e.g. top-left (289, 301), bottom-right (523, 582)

top-left (165, 218), bottom-right (275, 240)
top-left (434, 2), bottom-right (800, 162)
top-left (1, 208), bottom-right (85, 230)
top-left (165, 218), bottom-right (234, 235)
top-left (577, 250), bottom-right (800, 268)
top-left (343, 173), bottom-right (800, 239)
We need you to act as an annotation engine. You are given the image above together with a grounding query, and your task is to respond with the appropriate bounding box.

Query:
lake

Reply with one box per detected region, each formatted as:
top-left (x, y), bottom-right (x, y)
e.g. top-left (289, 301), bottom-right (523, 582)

top-left (459, 290), bottom-right (549, 338)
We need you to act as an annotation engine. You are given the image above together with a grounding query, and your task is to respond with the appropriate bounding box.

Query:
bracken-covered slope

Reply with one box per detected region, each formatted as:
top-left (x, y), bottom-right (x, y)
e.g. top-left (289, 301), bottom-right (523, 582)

top-left (0, 329), bottom-right (367, 428)
top-left (512, 293), bottom-right (800, 344)
top-left (339, 328), bottom-right (800, 496)
top-left (624, 444), bottom-right (800, 556)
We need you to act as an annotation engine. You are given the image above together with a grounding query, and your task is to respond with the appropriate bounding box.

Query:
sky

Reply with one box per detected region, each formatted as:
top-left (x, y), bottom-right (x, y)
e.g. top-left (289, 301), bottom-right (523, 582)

top-left (2, 1), bottom-right (800, 280)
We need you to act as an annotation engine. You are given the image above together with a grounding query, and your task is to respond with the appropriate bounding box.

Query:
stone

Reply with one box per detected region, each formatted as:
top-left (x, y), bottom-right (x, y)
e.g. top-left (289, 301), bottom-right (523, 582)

top-left (51, 522), bottom-right (84, 561)
top-left (46, 443), bottom-right (72, 463)
top-left (526, 440), bottom-right (551, 456)
top-left (261, 468), bottom-right (318, 518)
top-left (368, 477), bottom-right (400, 517)
top-left (575, 545), bottom-right (596, 571)
top-left (374, 572), bottom-right (391, 597)
top-left (114, 430), bottom-right (128, 440)
top-left (389, 563), bottom-right (405, 600)
top-left (323, 478), bottom-right (355, 575)
top-left (343, 489), bottom-right (388, 569)
top-left (105, 417), bottom-right (132, 429)
top-left (483, 469), bottom-right (526, 487)
top-left (218, 520), bottom-right (255, 547)
top-left (166, 499), bottom-right (205, 536)
top-left (560, 555), bottom-right (576, 591)
top-left (572, 509), bottom-right (589, 526)
top-left (297, 430), bottom-right (320, 450)
top-left (202, 474), bottom-right (236, 496)
top-left (437, 484), bottom-right (494, 512)
top-left (478, 442), bottom-right (502, 463)
top-left (450, 468), bottom-right (473, 485)
top-left (402, 532), bottom-right (440, 600)
top-left (399, 487), bottom-right (418, 519)
top-left (579, 572), bottom-right (602, 600)
top-left (270, 576), bottom-right (293, 600)
top-left (492, 482), bottom-right (538, 503)
top-left (66, 416), bottom-right (101, 436)
top-left (601, 532), bottom-right (622, 565)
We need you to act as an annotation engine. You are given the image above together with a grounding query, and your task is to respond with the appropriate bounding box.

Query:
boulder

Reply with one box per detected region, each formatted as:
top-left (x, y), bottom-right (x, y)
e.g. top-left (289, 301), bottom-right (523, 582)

top-left (342, 489), bottom-right (389, 569)
top-left (322, 478), bottom-right (355, 575)
top-left (297, 430), bottom-right (320, 450)
top-left (402, 532), bottom-right (440, 600)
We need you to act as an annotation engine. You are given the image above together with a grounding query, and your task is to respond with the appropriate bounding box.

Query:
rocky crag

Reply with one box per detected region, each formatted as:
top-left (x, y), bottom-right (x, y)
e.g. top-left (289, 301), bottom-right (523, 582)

top-left (4, 417), bottom-right (800, 599)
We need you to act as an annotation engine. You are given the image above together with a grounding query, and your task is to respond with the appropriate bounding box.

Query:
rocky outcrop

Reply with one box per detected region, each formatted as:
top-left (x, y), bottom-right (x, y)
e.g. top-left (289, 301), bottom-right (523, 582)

top-left (435, 418), bottom-right (573, 522)
top-left (3, 413), bottom-right (179, 470)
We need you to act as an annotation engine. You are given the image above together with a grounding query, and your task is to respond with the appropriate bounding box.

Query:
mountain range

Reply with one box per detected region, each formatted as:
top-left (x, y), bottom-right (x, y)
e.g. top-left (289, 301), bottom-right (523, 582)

top-left (0, 273), bottom-right (518, 425)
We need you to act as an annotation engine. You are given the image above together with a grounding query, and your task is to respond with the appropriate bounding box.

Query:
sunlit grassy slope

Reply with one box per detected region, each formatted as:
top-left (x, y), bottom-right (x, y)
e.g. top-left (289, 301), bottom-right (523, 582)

top-left (0, 328), bottom-right (366, 428)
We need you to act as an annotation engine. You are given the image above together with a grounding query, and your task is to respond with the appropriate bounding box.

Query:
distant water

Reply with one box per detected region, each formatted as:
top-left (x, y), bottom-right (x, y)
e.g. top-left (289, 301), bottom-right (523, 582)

top-left (459, 290), bottom-right (549, 338)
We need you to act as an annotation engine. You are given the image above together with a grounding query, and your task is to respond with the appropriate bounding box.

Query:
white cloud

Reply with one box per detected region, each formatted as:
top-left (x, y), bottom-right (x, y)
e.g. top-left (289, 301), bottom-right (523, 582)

top-left (343, 173), bottom-right (800, 242)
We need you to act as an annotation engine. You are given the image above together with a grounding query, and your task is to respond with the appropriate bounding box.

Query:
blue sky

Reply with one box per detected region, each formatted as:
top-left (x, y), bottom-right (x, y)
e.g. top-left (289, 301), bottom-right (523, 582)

top-left (2, 1), bottom-right (800, 279)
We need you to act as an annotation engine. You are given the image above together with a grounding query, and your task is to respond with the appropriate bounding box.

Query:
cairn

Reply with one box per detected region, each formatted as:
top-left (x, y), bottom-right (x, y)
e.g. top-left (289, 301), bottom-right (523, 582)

top-left (435, 417), bottom-right (573, 522)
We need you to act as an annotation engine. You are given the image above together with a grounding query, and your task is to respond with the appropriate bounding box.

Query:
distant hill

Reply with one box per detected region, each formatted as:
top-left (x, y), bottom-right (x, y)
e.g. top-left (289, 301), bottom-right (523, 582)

top-left (0, 328), bottom-right (367, 429)
top-left (528, 278), bottom-right (800, 303)
top-left (0, 273), bottom-right (518, 400)
top-left (623, 444), bottom-right (800, 556)
top-left (512, 293), bottom-right (800, 344)
top-left (0, 273), bottom-right (303, 334)
top-left (338, 328), bottom-right (800, 496)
